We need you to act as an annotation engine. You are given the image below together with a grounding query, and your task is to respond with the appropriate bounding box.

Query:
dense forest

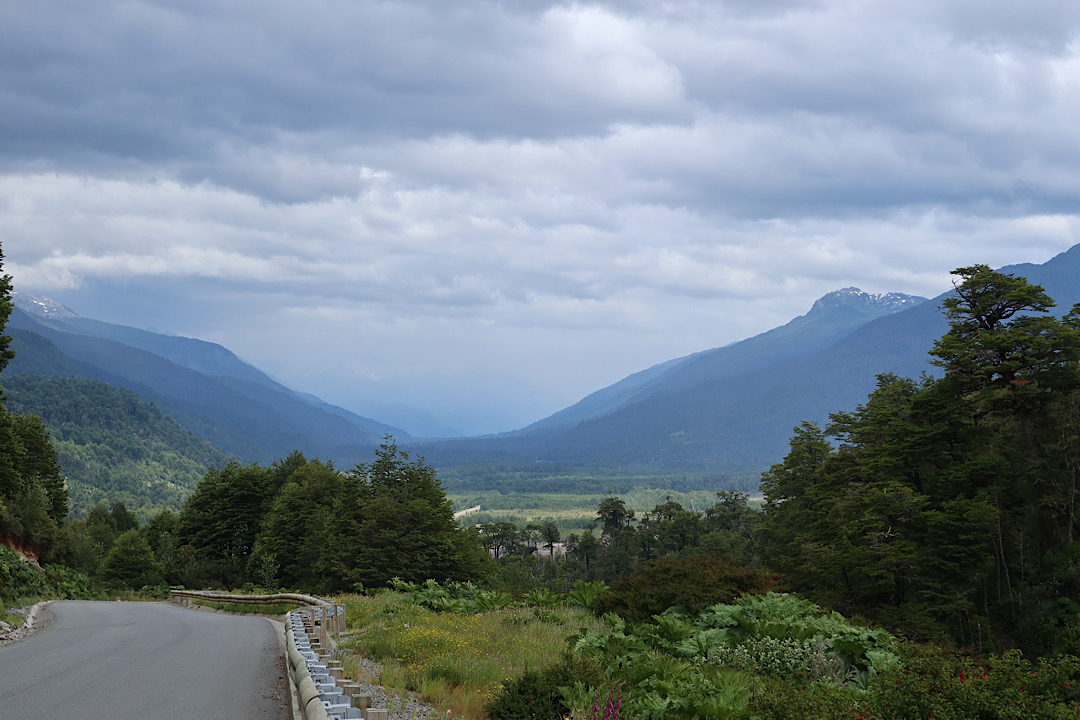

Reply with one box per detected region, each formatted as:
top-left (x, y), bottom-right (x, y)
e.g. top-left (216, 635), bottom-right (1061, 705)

top-left (757, 265), bottom-right (1080, 657)
top-left (3, 374), bottom-right (227, 518)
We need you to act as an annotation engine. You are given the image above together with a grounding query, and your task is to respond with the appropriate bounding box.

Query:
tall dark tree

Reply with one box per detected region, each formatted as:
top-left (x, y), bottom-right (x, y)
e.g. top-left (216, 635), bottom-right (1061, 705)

top-left (179, 460), bottom-right (271, 587)
top-left (325, 437), bottom-right (490, 590)
top-left (700, 490), bottom-right (760, 564)
top-left (757, 265), bottom-right (1080, 653)
top-left (540, 519), bottom-right (560, 557)
top-left (0, 246), bottom-right (15, 374)
top-left (250, 457), bottom-right (343, 591)
top-left (103, 529), bottom-right (161, 587)
top-left (931, 264), bottom-right (1080, 447)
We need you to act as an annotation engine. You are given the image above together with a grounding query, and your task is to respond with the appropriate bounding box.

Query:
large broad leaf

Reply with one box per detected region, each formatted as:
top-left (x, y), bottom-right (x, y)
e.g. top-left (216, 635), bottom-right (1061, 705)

top-left (674, 629), bottom-right (729, 660)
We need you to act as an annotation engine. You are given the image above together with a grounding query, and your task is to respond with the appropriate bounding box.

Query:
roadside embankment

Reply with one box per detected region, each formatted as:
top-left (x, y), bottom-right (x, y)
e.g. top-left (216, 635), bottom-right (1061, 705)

top-left (0, 601), bottom-right (52, 646)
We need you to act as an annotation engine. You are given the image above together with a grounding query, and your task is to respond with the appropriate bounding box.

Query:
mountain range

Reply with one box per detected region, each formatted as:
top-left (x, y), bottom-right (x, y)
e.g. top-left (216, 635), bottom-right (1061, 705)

top-left (6, 297), bottom-right (405, 466)
top-left (7, 243), bottom-right (1080, 490)
top-left (411, 244), bottom-right (1080, 479)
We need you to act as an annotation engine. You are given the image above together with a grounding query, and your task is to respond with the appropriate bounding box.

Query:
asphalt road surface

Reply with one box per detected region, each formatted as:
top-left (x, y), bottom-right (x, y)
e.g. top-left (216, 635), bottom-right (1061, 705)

top-left (0, 601), bottom-right (290, 720)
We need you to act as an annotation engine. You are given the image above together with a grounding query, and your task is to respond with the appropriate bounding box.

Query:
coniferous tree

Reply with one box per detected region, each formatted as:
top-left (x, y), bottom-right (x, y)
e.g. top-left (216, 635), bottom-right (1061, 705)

top-left (757, 265), bottom-right (1080, 653)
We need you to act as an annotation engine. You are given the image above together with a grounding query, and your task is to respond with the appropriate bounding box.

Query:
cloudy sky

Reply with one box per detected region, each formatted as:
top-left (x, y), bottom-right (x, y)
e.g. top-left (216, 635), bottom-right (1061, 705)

top-left (3, 0), bottom-right (1080, 436)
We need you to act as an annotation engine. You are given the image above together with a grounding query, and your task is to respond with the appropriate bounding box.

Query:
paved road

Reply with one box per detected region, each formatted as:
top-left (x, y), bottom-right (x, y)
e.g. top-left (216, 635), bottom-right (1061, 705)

top-left (0, 601), bottom-right (290, 720)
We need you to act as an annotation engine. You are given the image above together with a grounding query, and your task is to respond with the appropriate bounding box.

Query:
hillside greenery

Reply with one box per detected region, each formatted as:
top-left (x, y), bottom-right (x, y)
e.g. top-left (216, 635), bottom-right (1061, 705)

top-left (0, 247), bottom-right (70, 563)
top-left (3, 374), bottom-right (228, 519)
top-left (757, 265), bottom-right (1080, 656)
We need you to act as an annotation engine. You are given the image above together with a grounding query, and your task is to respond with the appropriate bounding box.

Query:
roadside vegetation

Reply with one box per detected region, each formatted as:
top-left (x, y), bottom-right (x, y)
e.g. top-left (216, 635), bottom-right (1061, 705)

top-left (337, 586), bottom-right (606, 719)
top-left (188, 598), bottom-right (303, 615)
top-left (336, 579), bottom-right (1080, 720)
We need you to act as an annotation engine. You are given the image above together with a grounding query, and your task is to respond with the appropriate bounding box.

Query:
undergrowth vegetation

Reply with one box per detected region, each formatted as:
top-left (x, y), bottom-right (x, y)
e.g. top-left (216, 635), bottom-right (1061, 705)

top-left (334, 581), bottom-right (1080, 720)
top-left (0, 544), bottom-right (99, 606)
top-left (336, 588), bottom-right (606, 719)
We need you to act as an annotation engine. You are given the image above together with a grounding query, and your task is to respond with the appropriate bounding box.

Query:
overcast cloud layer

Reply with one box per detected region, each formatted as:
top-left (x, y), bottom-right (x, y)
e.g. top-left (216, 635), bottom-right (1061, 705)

top-left (3, 0), bottom-right (1080, 435)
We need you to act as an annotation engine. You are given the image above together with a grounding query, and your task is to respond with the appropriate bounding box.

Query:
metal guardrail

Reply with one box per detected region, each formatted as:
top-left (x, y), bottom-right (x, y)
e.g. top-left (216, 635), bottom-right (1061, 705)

top-left (169, 590), bottom-right (388, 720)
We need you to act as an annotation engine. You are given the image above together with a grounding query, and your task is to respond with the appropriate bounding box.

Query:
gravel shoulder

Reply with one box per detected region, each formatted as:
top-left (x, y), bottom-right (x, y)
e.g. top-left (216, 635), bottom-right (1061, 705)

top-left (0, 600), bottom-right (54, 647)
top-left (343, 655), bottom-right (446, 720)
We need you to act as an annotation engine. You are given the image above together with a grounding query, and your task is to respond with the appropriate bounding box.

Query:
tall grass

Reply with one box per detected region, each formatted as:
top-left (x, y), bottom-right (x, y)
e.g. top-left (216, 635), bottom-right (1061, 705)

top-left (336, 592), bottom-right (605, 720)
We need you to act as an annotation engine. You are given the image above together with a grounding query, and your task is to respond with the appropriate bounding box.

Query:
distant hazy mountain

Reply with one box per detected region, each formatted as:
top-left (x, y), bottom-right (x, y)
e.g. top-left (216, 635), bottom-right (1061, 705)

top-left (522, 288), bottom-right (926, 435)
top-left (415, 244), bottom-right (1080, 478)
top-left (7, 298), bottom-right (406, 465)
top-left (13, 293), bottom-right (287, 388)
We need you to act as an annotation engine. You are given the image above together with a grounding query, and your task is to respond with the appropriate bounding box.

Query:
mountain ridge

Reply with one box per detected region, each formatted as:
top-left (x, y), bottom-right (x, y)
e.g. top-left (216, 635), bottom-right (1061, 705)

top-left (410, 247), bottom-right (1080, 478)
top-left (9, 245), bottom-right (1079, 484)
top-left (6, 306), bottom-right (407, 465)
top-left (507, 286), bottom-right (926, 437)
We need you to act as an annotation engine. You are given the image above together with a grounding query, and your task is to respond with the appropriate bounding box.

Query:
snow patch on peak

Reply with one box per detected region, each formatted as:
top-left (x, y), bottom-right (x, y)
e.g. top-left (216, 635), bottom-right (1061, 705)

top-left (811, 287), bottom-right (926, 313)
top-left (12, 292), bottom-right (78, 319)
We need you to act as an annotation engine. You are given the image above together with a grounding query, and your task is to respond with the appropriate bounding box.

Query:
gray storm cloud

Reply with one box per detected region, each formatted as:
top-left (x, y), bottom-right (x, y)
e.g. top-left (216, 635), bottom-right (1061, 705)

top-left (2, 0), bottom-right (1079, 434)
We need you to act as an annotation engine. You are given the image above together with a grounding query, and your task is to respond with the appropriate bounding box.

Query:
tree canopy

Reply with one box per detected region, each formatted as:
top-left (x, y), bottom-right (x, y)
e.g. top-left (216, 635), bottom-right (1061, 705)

top-left (175, 438), bottom-right (492, 592)
top-left (757, 265), bottom-right (1080, 654)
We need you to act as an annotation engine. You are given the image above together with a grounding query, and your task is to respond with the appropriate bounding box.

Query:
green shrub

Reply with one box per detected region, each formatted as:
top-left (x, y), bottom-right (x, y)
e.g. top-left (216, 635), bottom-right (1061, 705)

top-left (0, 545), bottom-right (99, 603)
top-left (567, 580), bottom-right (608, 611)
top-left (523, 588), bottom-right (563, 608)
top-left (749, 677), bottom-right (859, 719)
top-left (0, 545), bottom-right (46, 601)
top-left (712, 636), bottom-right (846, 683)
top-left (595, 555), bottom-right (777, 622)
top-left (699, 592), bottom-right (898, 682)
top-left (750, 644), bottom-right (1080, 720)
top-left (43, 564), bottom-right (97, 600)
top-left (483, 654), bottom-right (606, 720)
top-left (867, 644), bottom-right (1080, 720)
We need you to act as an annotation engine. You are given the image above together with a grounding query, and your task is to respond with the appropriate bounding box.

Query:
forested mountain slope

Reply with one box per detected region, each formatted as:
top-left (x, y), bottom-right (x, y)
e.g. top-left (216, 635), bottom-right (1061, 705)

top-left (2, 374), bottom-right (229, 518)
top-left (6, 305), bottom-right (405, 465)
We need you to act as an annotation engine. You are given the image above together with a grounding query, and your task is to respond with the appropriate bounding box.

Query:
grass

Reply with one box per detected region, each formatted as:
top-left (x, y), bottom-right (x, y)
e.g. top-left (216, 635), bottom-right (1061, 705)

top-left (335, 591), bottom-right (606, 720)
top-left (189, 599), bottom-right (303, 615)
top-left (0, 606), bottom-right (25, 626)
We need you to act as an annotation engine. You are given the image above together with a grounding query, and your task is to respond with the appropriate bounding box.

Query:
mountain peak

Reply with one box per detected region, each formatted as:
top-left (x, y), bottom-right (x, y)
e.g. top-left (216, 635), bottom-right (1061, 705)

top-left (810, 287), bottom-right (926, 314)
top-left (12, 293), bottom-right (78, 320)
